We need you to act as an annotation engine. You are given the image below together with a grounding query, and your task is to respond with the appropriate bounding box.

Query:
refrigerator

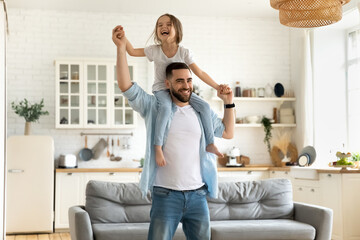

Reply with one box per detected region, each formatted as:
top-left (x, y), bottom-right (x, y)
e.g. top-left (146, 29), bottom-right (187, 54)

top-left (6, 136), bottom-right (54, 233)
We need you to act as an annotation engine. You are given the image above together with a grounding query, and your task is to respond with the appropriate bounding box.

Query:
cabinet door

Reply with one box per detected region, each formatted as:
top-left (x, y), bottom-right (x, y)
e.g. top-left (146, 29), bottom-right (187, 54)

top-left (55, 173), bottom-right (84, 230)
top-left (269, 170), bottom-right (291, 180)
top-left (112, 64), bottom-right (136, 128)
top-left (84, 63), bottom-right (111, 128)
top-left (319, 173), bottom-right (343, 240)
top-left (342, 174), bottom-right (360, 240)
top-left (56, 62), bottom-right (83, 128)
top-left (218, 171), bottom-right (269, 182)
top-left (293, 183), bottom-right (321, 205)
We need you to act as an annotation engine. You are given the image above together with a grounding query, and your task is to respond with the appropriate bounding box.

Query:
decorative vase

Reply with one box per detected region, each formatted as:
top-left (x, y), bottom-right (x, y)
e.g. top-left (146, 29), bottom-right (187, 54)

top-left (24, 122), bottom-right (31, 135)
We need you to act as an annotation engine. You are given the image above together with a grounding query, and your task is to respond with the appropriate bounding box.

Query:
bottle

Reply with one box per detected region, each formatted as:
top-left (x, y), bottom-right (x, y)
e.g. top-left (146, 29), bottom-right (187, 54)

top-left (235, 81), bottom-right (241, 97)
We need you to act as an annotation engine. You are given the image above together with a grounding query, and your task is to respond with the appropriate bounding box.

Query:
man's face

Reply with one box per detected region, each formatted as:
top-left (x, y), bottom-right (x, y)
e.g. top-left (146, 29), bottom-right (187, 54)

top-left (166, 69), bottom-right (193, 103)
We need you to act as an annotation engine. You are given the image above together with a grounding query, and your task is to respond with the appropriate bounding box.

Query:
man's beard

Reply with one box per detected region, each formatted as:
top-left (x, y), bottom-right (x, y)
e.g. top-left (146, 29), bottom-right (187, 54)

top-left (169, 86), bottom-right (192, 103)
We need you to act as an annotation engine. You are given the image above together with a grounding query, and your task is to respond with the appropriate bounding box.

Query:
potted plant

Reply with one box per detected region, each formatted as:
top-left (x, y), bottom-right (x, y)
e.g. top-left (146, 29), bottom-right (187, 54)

top-left (261, 116), bottom-right (273, 154)
top-left (11, 98), bottom-right (49, 135)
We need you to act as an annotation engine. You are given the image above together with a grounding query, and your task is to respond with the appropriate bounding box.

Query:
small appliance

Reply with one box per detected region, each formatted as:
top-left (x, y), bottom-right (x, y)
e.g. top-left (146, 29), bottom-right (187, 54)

top-left (58, 154), bottom-right (78, 168)
top-left (227, 146), bottom-right (242, 167)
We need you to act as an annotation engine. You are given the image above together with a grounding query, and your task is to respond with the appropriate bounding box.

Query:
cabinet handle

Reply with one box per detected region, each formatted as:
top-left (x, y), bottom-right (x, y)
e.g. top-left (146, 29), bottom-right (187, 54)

top-left (311, 189), bottom-right (315, 192)
top-left (67, 173), bottom-right (73, 176)
top-left (8, 169), bottom-right (24, 173)
top-left (109, 172), bottom-right (115, 176)
top-left (299, 187), bottom-right (303, 191)
top-left (272, 171), bottom-right (275, 174)
top-left (285, 171), bottom-right (288, 174)
top-left (247, 171), bottom-right (253, 175)
top-left (327, 174), bottom-right (332, 177)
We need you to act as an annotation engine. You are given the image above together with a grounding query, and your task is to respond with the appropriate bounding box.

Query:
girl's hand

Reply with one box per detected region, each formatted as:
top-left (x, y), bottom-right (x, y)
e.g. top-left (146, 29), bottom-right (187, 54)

top-left (219, 84), bottom-right (231, 95)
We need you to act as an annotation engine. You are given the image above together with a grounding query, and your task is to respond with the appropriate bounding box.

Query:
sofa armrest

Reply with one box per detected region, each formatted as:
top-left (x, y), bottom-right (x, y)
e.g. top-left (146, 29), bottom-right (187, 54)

top-left (293, 202), bottom-right (333, 240)
top-left (69, 205), bottom-right (94, 240)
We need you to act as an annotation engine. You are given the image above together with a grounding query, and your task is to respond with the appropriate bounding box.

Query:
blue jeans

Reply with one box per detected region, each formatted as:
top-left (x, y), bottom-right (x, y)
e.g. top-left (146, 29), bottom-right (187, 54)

top-left (154, 90), bottom-right (214, 146)
top-left (148, 186), bottom-right (210, 240)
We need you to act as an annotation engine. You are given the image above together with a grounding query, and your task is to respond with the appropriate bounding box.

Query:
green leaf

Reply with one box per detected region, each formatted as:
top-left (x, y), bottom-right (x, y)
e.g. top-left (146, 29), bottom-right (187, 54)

top-left (11, 98), bottom-right (49, 122)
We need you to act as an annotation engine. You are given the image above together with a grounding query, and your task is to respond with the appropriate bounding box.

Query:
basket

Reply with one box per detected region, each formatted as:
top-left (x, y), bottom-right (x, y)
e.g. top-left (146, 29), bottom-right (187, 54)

top-left (270, 0), bottom-right (352, 28)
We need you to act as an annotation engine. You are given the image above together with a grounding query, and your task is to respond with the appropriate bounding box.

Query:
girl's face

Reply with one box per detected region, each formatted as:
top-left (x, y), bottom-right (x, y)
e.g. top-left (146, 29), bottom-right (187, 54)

top-left (156, 15), bottom-right (177, 43)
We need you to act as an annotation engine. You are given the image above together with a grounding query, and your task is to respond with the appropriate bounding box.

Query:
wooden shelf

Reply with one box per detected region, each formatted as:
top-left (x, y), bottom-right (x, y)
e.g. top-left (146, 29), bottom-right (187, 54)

top-left (235, 123), bottom-right (296, 128)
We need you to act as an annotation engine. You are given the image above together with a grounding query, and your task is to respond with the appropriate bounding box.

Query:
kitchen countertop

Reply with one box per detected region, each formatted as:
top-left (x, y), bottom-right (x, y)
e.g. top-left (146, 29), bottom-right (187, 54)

top-left (55, 166), bottom-right (360, 174)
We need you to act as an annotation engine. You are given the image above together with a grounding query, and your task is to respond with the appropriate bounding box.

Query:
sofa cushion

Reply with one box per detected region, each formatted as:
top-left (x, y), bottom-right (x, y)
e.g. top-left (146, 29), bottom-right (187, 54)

top-left (208, 179), bottom-right (293, 221)
top-left (210, 219), bottom-right (315, 240)
top-left (92, 222), bottom-right (186, 240)
top-left (85, 181), bottom-right (152, 224)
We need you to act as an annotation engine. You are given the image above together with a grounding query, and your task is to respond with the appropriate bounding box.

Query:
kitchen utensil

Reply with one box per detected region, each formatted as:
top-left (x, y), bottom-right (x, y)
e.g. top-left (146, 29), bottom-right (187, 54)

top-left (79, 136), bottom-right (93, 161)
top-left (227, 146), bottom-right (242, 167)
top-left (110, 138), bottom-right (115, 161)
top-left (297, 146), bottom-right (316, 167)
top-left (245, 115), bottom-right (260, 124)
top-left (274, 83), bottom-right (284, 97)
top-left (91, 138), bottom-right (108, 160)
top-left (58, 154), bottom-right (77, 168)
top-left (106, 137), bottom-right (110, 157)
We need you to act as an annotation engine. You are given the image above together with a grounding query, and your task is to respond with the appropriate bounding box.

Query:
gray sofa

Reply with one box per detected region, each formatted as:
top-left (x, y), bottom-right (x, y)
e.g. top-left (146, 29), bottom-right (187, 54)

top-left (69, 179), bottom-right (333, 240)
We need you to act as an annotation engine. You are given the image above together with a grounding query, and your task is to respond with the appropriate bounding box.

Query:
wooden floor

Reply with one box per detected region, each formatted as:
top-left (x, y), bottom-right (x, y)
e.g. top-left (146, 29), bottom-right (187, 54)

top-left (6, 233), bottom-right (70, 240)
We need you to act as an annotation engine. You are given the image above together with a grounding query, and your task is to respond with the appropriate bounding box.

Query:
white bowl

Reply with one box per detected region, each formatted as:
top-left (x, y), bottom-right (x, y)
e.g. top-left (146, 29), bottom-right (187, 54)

top-left (245, 115), bottom-right (260, 124)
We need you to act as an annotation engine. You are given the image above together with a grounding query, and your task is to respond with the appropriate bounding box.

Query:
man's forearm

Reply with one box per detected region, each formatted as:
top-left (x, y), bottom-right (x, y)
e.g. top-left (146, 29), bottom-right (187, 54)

top-left (116, 47), bottom-right (133, 92)
top-left (222, 106), bottom-right (235, 139)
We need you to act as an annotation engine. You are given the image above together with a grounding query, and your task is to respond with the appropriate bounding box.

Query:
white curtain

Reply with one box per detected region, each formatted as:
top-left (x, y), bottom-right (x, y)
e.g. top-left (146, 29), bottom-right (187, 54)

top-left (299, 29), bottom-right (314, 148)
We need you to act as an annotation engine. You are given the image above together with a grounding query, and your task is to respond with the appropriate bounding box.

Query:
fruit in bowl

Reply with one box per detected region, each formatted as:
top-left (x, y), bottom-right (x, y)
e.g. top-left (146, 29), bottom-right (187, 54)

top-left (330, 151), bottom-right (355, 168)
top-left (245, 115), bottom-right (260, 124)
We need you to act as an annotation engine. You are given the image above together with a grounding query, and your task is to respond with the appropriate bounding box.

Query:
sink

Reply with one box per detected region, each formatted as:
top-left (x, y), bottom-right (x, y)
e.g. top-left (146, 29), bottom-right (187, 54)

top-left (290, 167), bottom-right (319, 180)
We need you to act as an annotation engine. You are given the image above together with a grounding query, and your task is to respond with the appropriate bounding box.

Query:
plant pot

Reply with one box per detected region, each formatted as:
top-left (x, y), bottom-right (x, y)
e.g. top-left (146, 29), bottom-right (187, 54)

top-left (24, 122), bottom-right (31, 135)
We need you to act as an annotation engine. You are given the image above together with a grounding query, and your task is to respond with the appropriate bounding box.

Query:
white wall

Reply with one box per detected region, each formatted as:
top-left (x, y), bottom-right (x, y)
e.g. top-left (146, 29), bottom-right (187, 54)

top-left (0, 3), bottom-right (6, 239)
top-left (6, 9), bottom-right (292, 166)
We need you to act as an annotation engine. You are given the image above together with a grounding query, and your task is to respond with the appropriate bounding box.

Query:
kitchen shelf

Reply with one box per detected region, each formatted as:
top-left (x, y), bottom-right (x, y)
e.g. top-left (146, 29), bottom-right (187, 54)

top-left (212, 97), bottom-right (296, 102)
top-left (235, 123), bottom-right (296, 128)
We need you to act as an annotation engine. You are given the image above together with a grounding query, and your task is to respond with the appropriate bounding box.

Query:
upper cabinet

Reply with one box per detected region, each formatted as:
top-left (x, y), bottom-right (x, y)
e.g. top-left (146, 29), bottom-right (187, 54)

top-left (55, 59), bottom-right (137, 129)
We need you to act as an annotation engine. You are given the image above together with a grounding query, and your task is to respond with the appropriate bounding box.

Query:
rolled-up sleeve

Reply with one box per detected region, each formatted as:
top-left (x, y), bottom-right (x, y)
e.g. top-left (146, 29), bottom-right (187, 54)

top-left (122, 83), bottom-right (154, 118)
top-left (211, 110), bottom-right (225, 138)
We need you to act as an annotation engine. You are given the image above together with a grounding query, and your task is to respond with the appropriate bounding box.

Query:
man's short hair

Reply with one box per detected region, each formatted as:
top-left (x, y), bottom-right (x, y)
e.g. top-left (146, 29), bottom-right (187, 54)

top-left (165, 62), bottom-right (192, 80)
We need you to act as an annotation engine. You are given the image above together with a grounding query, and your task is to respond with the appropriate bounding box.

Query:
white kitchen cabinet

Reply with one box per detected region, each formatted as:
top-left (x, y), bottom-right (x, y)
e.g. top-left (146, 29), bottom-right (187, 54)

top-left (55, 170), bottom-right (141, 231)
top-left (341, 174), bottom-right (360, 240)
top-left (55, 59), bottom-right (137, 129)
top-left (319, 173), bottom-right (343, 240)
top-left (55, 172), bottom-right (84, 230)
top-left (269, 170), bottom-right (292, 181)
top-left (217, 170), bottom-right (269, 182)
top-left (292, 179), bottom-right (321, 205)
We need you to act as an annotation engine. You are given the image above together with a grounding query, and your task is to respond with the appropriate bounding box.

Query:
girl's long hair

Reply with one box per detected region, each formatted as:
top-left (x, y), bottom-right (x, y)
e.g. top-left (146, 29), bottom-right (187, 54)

top-left (148, 13), bottom-right (183, 45)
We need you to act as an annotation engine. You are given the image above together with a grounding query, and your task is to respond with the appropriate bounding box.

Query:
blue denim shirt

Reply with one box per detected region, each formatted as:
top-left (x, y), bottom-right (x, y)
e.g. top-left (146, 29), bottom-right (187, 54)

top-left (123, 83), bottom-right (225, 199)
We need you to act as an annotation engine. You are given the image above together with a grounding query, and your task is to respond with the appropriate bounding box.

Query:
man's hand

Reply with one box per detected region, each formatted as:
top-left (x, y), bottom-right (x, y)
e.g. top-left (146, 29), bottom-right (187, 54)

top-left (112, 25), bottom-right (126, 50)
top-left (217, 84), bottom-right (233, 105)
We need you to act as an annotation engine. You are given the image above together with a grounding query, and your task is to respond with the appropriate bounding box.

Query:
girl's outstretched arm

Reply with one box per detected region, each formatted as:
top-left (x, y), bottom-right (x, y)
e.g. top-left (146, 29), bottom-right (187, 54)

top-left (125, 38), bottom-right (146, 57)
top-left (189, 63), bottom-right (219, 90)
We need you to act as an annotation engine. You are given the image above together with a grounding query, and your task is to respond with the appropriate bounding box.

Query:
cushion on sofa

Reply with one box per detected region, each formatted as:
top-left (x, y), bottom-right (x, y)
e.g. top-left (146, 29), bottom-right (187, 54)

top-left (208, 179), bottom-right (293, 221)
top-left (210, 219), bottom-right (315, 240)
top-left (92, 222), bottom-right (186, 240)
top-left (85, 181), bottom-right (152, 224)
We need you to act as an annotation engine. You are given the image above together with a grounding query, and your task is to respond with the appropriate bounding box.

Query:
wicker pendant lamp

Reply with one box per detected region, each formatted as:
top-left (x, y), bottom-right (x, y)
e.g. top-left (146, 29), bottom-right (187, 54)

top-left (270, 0), bottom-right (352, 28)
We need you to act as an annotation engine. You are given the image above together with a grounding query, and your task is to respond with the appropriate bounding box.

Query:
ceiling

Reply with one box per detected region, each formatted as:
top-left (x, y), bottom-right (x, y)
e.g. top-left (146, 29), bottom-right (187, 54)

top-left (6, 0), bottom-right (278, 19)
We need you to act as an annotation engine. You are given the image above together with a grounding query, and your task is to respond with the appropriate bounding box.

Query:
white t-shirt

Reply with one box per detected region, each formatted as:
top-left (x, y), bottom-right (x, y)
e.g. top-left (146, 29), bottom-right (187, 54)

top-left (144, 45), bottom-right (195, 92)
top-left (154, 105), bottom-right (204, 191)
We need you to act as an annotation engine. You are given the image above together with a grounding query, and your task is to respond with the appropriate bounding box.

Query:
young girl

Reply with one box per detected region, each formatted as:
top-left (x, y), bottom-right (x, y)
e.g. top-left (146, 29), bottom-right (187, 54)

top-left (115, 14), bottom-right (229, 167)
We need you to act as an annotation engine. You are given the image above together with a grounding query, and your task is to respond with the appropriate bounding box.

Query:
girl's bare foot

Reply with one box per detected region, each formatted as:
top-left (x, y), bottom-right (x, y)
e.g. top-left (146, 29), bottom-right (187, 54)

top-left (206, 143), bottom-right (224, 157)
top-left (155, 145), bottom-right (166, 167)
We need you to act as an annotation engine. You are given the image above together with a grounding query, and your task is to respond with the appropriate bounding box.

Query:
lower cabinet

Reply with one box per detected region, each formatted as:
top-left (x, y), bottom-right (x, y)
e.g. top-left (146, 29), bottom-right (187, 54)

top-left (218, 170), bottom-right (269, 182)
top-left (55, 171), bottom-right (140, 230)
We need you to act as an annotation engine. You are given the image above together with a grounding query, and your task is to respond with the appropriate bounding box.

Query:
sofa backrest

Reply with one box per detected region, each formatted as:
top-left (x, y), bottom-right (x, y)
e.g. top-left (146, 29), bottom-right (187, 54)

top-left (85, 180), bottom-right (152, 224)
top-left (85, 178), bottom-right (293, 224)
top-left (207, 178), bottom-right (294, 221)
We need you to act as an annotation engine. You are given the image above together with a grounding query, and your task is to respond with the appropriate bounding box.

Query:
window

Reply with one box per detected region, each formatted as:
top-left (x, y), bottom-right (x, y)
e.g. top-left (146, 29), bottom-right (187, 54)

top-left (347, 28), bottom-right (360, 152)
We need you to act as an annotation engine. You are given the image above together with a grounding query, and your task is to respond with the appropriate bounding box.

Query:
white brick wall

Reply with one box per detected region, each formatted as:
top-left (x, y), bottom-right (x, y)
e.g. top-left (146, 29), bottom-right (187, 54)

top-left (7, 9), bottom-right (292, 166)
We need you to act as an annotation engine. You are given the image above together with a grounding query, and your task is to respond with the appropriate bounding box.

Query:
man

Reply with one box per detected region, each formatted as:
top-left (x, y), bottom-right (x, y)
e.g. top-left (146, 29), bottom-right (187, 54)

top-left (112, 26), bottom-right (235, 240)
